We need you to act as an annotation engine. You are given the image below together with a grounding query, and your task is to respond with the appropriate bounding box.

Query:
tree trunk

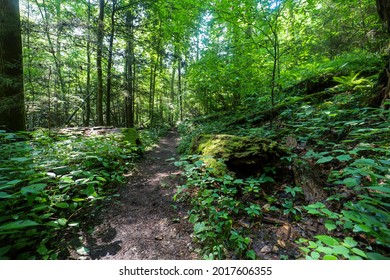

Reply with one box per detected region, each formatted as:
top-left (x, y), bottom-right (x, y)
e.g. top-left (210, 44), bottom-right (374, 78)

top-left (178, 58), bottom-right (183, 121)
top-left (170, 63), bottom-right (176, 125)
top-left (376, 0), bottom-right (390, 33)
top-left (96, 0), bottom-right (105, 126)
top-left (0, 0), bottom-right (25, 131)
top-left (106, 0), bottom-right (117, 126)
top-left (125, 9), bottom-right (135, 128)
top-left (372, 0), bottom-right (390, 108)
top-left (85, 0), bottom-right (92, 127)
top-left (25, 0), bottom-right (36, 128)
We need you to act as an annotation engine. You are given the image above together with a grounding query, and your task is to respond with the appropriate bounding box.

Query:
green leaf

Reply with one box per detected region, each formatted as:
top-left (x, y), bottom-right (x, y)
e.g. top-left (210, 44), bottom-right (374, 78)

top-left (323, 255), bottom-right (338, 260)
top-left (10, 157), bottom-right (30, 162)
top-left (55, 202), bottom-right (69, 209)
top-left (0, 192), bottom-right (12, 199)
top-left (366, 252), bottom-right (390, 260)
top-left (20, 183), bottom-right (47, 195)
top-left (352, 158), bottom-right (376, 166)
top-left (315, 235), bottom-right (339, 246)
top-left (343, 177), bottom-right (359, 187)
top-left (60, 176), bottom-right (74, 183)
top-left (332, 245), bottom-right (349, 256)
top-left (37, 245), bottom-right (48, 255)
top-left (0, 220), bottom-right (39, 231)
top-left (325, 220), bottom-right (337, 231)
top-left (351, 248), bottom-right (367, 258)
top-left (316, 246), bottom-right (334, 255)
top-left (336, 154), bottom-right (352, 162)
top-left (194, 222), bottom-right (210, 234)
top-left (316, 156), bottom-right (334, 164)
top-left (246, 250), bottom-right (256, 260)
top-left (5, 179), bottom-right (22, 187)
top-left (353, 224), bottom-right (371, 233)
top-left (194, 160), bottom-right (204, 168)
top-left (310, 251), bottom-right (320, 260)
top-left (56, 218), bottom-right (67, 226)
top-left (365, 186), bottom-right (390, 193)
top-left (342, 237), bottom-right (358, 248)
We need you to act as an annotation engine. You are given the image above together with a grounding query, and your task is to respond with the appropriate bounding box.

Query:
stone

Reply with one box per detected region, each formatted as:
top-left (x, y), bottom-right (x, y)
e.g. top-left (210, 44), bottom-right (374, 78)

top-left (260, 245), bottom-right (272, 253)
top-left (189, 134), bottom-right (287, 178)
top-left (121, 128), bottom-right (142, 147)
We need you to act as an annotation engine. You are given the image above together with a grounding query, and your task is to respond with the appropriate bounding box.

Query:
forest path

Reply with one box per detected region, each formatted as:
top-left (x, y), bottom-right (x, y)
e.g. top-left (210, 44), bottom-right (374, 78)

top-left (80, 130), bottom-right (197, 260)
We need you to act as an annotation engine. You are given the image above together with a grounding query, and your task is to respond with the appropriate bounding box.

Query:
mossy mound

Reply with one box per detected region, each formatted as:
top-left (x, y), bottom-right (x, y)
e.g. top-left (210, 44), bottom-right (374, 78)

top-left (190, 134), bottom-right (287, 178)
top-left (121, 128), bottom-right (142, 147)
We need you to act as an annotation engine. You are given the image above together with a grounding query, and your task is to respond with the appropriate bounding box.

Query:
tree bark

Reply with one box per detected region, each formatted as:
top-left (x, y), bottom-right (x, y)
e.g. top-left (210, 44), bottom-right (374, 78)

top-left (373, 0), bottom-right (390, 108)
top-left (85, 0), bottom-right (92, 127)
top-left (0, 0), bottom-right (25, 131)
top-left (376, 0), bottom-right (390, 33)
top-left (96, 0), bottom-right (105, 126)
top-left (178, 58), bottom-right (183, 121)
top-left (125, 9), bottom-right (135, 128)
top-left (106, 0), bottom-right (117, 126)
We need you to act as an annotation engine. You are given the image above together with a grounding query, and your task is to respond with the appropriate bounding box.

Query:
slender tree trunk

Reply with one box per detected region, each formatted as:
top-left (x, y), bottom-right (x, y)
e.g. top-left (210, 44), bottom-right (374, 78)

top-left (376, 0), bottom-right (390, 33)
top-left (85, 0), bottom-right (92, 126)
top-left (96, 0), bottom-right (105, 126)
top-left (125, 9), bottom-right (135, 128)
top-left (0, 0), bottom-right (25, 131)
top-left (178, 58), bottom-right (183, 121)
top-left (47, 67), bottom-right (52, 130)
top-left (55, 0), bottom-right (68, 122)
top-left (372, 0), bottom-right (390, 109)
top-left (26, 0), bottom-right (36, 128)
top-left (106, 0), bottom-right (117, 126)
top-left (170, 63), bottom-right (176, 125)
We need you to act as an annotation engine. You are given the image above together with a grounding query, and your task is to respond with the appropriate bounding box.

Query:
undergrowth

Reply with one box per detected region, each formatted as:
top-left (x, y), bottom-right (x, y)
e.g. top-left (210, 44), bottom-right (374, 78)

top-left (0, 129), bottom-right (151, 259)
top-left (175, 60), bottom-right (389, 260)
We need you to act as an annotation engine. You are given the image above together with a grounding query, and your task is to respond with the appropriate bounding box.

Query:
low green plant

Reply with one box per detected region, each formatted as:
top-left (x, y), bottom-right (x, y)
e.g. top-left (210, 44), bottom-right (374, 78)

top-left (332, 72), bottom-right (373, 93)
top-left (297, 236), bottom-right (368, 260)
top-left (0, 129), bottom-right (141, 259)
top-left (174, 155), bottom-right (264, 259)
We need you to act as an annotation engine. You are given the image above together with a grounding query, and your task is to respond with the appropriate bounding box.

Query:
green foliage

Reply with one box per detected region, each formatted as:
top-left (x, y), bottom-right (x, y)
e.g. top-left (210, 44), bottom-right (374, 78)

top-left (332, 72), bottom-right (373, 93)
top-left (174, 155), bottom-right (265, 259)
top-left (176, 54), bottom-right (389, 259)
top-left (297, 236), bottom-right (370, 260)
top-left (0, 129), bottom-right (140, 259)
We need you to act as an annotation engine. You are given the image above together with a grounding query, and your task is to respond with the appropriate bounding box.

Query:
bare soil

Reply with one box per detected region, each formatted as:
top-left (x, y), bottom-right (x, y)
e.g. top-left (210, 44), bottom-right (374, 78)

top-left (72, 130), bottom-right (197, 260)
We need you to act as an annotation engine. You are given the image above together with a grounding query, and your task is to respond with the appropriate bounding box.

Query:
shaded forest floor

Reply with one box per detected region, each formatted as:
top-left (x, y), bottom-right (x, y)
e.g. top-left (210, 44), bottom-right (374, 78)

top-left (69, 130), bottom-right (197, 260)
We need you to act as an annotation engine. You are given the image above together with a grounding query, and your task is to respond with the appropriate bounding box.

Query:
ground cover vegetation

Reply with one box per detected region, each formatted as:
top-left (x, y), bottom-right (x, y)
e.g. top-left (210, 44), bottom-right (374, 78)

top-left (0, 0), bottom-right (389, 259)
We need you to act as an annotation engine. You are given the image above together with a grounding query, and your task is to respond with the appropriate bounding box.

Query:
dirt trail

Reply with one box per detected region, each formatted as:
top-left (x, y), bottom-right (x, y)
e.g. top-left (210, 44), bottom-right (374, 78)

top-left (78, 130), bottom-right (197, 260)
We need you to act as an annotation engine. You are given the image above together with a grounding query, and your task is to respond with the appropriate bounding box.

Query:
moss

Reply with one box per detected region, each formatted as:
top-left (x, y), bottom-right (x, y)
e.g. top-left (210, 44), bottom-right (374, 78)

top-left (121, 128), bottom-right (141, 147)
top-left (190, 134), bottom-right (287, 178)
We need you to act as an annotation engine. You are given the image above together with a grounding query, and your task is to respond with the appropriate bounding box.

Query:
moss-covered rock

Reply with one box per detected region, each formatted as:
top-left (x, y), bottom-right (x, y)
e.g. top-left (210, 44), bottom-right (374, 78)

top-left (190, 134), bottom-right (287, 178)
top-left (121, 128), bottom-right (142, 147)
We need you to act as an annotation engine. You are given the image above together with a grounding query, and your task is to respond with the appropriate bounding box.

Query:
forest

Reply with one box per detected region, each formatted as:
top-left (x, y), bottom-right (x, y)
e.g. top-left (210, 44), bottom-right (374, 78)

top-left (0, 0), bottom-right (389, 260)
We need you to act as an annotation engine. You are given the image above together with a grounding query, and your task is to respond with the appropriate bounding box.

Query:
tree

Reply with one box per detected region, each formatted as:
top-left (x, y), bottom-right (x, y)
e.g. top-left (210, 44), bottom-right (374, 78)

top-left (96, 0), bottom-right (105, 126)
top-left (376, 0), bottom-right (390, 33)
top-left (106, 0), bottom-right (118, 126)
top-left (373, 0), bottom-right (390, 108)
top-left (125, 8), bottom-right (135, 128)
top-left (0, 0), bottom-right (26, 131)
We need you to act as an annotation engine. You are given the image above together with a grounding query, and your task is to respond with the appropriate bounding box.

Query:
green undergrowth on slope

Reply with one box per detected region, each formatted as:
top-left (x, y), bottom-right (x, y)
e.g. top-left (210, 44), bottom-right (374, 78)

top-left (175, 55), bottom-right (389, 260)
